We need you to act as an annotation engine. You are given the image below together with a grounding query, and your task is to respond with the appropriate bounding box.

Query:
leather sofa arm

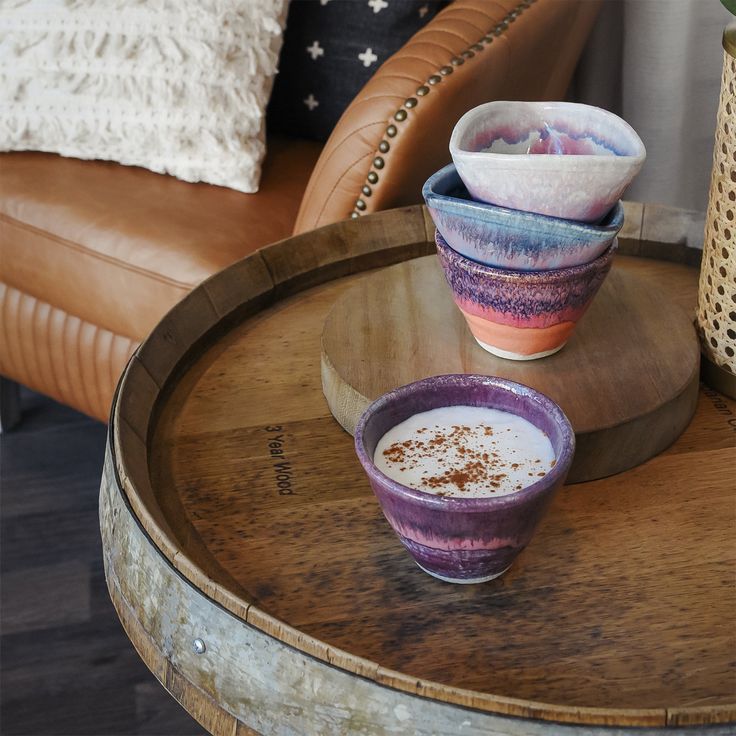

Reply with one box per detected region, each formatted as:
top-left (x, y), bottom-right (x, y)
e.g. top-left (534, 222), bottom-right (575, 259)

top-left (293, 0), bottom-right (601, 234)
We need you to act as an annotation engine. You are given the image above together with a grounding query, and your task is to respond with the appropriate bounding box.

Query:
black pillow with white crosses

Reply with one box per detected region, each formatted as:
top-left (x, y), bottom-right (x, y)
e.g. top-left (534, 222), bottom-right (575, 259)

top-left (267, 0), bottom-right (449, 142)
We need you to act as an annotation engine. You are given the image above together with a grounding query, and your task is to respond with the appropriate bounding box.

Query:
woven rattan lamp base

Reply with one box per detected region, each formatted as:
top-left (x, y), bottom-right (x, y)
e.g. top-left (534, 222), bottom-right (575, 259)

top-left (697, 22), bottom-right (736, 391)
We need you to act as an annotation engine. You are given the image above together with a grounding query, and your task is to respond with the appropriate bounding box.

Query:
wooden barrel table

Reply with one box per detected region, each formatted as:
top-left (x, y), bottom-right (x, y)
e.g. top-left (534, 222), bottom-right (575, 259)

top-left (100, 205), bottom-right (736, 735)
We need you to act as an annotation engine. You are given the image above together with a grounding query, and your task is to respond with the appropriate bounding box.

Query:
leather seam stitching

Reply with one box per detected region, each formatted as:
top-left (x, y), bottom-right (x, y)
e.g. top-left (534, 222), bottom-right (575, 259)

top-left (298, 120), bottom-right (385, 206)
top-left (11, 289), bottom-right (32, 396)
top-left (0, 280), bottom-right (139, 343)
top-left (28, 295), bottom-right (41, 401)
top-left (0, 213), bottom-right (196, 290)
top-left (409, 30), bottom-right (476, 47)
top-left (365, 73), bottom-right (424, 85)
top-left (43, 299), bottom-right (65, 402)
top-left (404, 40), bottom-right (459, 57)
top-left (91, 323), bottom-right (102, 422)
top-left (73, 309), bottom-right (89, 416)
top-left (354, 93), bottom-right (407, 106)
top-left (312, 120), bottom-right (387, 173)
top-left (378, 53), bottom-right (440, 67)
top-left (315, 151), bottom-right (374, 226)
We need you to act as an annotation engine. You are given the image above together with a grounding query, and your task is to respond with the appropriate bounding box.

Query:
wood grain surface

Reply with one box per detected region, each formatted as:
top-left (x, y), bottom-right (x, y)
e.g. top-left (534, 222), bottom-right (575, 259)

top-left (107, 205), bottom-right (736, 731)
top-left (320, 255), bottom-right (700, 482)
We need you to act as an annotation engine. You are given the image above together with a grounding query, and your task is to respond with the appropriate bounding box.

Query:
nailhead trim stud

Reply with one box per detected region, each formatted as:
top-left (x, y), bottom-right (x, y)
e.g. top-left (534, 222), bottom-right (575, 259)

top-left (352, 0), bottom-right (536, 218)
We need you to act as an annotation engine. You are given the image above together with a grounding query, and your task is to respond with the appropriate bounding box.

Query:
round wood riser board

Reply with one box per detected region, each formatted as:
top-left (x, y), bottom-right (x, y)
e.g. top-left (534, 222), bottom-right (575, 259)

top-left (321, 255), bottom-right (700, 483)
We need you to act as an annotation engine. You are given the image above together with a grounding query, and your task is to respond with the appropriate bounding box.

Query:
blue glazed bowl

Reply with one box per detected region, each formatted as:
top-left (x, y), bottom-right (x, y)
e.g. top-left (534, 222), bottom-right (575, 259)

top-left (423, 164), bottom-right (624, 271)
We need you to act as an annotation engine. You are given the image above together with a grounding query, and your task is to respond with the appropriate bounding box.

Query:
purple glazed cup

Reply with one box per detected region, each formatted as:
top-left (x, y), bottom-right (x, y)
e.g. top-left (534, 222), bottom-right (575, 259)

top-left (354, 374), bottom-right (575, 584)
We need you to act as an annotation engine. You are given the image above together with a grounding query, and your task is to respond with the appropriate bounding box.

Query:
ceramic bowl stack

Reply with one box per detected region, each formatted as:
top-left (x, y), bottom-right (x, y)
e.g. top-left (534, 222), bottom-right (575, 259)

top-left (425, 101), bottom-right (645, 361)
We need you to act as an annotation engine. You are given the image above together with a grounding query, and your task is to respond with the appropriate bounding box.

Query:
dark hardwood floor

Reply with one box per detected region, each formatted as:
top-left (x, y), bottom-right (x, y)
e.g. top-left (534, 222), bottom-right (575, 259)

top-left (1, 388), bottom-right (206, 736)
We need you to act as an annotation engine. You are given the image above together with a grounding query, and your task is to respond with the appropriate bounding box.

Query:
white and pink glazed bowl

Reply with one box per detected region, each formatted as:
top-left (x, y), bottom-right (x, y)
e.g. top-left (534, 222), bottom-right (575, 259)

top-left (450, 101), bottom-right (646, 223)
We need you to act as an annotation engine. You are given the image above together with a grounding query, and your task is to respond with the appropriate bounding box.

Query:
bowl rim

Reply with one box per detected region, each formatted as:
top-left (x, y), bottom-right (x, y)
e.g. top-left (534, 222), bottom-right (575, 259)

top-left (354, 374), bottom-right (575, 512)
top-left (449, 100), bottom-right (646, 164)
top-left (422, 164), bottom-right (625, 235)
top-left (435, 230), bottom-right (618, 283)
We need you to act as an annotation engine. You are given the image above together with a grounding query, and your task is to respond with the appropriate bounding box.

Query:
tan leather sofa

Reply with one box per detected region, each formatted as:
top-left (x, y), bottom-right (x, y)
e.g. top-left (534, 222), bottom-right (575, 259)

top-left (0, 0), bottom-right (600, 422)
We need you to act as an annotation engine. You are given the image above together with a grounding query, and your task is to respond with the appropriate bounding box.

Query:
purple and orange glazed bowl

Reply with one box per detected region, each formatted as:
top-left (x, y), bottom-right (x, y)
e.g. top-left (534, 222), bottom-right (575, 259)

top-left (354, 374), bottom-right (575, 584)
top-left (435, 231), bottom-right (617, 361)
top-left (450, 101), bottom-right (645, 222)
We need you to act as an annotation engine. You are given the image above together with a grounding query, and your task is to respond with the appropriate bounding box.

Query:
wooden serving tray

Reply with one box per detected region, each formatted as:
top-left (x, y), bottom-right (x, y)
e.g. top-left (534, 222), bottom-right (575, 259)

top-left (102, 205), bottom-right (736, 735)
top-left (321, 255), bottom-right (700, 482)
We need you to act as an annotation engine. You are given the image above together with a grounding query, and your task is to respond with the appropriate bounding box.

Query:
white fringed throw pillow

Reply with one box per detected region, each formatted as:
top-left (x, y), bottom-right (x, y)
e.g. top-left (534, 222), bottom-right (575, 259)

top-left (0, 0), bottom-right (289, 193)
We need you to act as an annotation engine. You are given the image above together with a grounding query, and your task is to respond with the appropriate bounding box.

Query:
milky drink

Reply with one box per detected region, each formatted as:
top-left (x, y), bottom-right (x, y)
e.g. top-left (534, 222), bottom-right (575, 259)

top-left (374, 405), bottom-right (555, 498)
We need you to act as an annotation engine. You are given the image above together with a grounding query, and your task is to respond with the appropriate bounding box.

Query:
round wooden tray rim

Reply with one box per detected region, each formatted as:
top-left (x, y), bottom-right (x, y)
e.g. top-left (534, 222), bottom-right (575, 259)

top-left (109, 205), bottom-right (735, 729)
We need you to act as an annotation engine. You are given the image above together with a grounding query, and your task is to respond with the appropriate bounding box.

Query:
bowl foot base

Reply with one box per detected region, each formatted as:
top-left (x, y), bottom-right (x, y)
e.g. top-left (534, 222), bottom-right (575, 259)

top-left (416, 562), bottom-right (511, 584)
top-left (474, 338), bottom-right (565, 361)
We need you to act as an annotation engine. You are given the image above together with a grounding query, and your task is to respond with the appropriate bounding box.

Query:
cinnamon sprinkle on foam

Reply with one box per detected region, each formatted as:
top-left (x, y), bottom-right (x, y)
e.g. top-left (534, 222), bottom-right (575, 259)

top-left (374, 407), bottom-right (556, 498)
top-left (380, 420), bottom-right (550, 495)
